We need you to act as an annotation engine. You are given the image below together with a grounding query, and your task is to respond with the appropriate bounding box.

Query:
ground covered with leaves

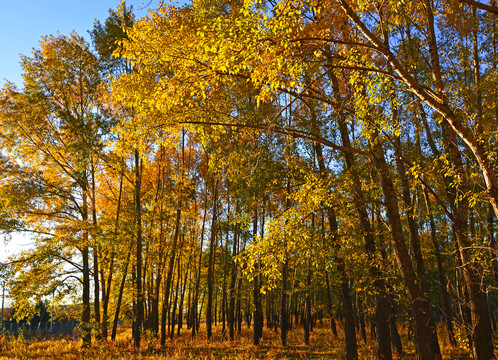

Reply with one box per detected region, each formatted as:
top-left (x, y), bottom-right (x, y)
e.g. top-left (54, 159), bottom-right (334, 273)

top-left (0, 323), bottom-right (474, 359)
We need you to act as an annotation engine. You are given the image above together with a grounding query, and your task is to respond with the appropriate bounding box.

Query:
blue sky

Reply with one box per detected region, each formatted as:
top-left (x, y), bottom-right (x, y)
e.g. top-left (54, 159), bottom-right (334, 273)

top-left (0, 0), bottom-right (160, 88)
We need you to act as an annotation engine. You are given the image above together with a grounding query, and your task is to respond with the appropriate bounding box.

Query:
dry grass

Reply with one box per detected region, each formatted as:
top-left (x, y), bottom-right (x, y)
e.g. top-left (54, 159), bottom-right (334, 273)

top-left (0, 322), bottom-right (473, 359)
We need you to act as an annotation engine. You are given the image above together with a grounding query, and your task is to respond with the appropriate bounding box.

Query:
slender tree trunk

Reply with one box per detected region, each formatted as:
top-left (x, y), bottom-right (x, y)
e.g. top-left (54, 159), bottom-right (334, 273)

top-left (425, 6), bottom-right (494, 355)
top-left (252, 207), bottom-right (263, 345)
top-left (314, 136), bottom-right (359, 358)
top-left (321, 210), bottom-right (338, 337)
top-left (102, 168), bottom-right (124, 340)
top-left (170, 256), bottom-right (181, 338)
top-left (326, 70), bottom-right (391, 360)
top-left (192, 196), bottom-right (207, 337)
top-left (90, 160), bottom-right (101, 341)
top-left (281, 181), bottom-right (290, 346)
top-left (423, 188), bottom-right (457, 346)
top-left (222, 222), bottom-right (229, 337)
top-left (160, 207), bottom-right (181, 345)
top-left (111, 242), bottom-right (132, 341)
top-left (328, 207), bottom-right (358, 360)
top-left (81, 188), bottom-right (91, 348)
top-left (392, 134), bottom-right (441, 358)
top-left (369, 133), bottom-right (437, 360)
top-left (178, 253), bottom-right (189, 335)
top-left (133, 149), bottom-right (144, 348)
top-left (229, 223), bottom-right (239, 340)
top-left (304, 259), bottom-right (312, 345)
top-left (206, 179), bottom-right (219, 340)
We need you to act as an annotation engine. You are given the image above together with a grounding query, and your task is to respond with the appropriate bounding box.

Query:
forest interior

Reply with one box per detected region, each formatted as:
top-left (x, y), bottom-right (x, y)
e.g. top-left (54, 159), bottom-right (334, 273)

top-left (0, 0), bottom-right (497, 359)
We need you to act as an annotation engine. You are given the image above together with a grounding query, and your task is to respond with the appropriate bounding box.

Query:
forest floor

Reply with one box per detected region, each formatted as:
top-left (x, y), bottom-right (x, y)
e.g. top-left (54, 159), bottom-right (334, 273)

top-left (0, 322), bottom-right (473, 359)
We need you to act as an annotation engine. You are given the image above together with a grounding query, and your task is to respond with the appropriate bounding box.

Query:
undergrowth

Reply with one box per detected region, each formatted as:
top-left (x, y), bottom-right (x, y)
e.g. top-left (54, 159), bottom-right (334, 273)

top-left (0, 322), bottom-right (473, 359)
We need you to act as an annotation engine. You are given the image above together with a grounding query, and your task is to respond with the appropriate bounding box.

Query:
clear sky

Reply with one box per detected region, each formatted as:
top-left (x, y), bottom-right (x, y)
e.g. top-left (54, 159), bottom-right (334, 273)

top-left (0, 0), bottom-right (165, 262)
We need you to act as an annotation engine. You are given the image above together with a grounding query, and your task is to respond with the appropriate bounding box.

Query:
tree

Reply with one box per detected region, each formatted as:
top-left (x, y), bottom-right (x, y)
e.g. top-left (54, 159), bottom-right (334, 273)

top-left (0, 32), bottom-right (104, 347)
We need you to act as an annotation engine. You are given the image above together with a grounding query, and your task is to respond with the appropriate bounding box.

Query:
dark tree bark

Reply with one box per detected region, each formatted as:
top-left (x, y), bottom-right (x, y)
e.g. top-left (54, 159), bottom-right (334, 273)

top-left (206, 179), bottom-right (219, 340)
top-left (328, 207), bottom-right (358, 360)
top-left (425, 5), bottom-right (494, 355)
top-left (281, 181), bottom-right (291, 346)
top-left (90, 159), bottom-right (101, 341)
top-left (304, 260), bottom-right (312, 345)
top-left (229, 223), bottom-right (239, 340)
top-left (423, 188), bottom-right (457, 346)
top-left (102, 167), bottom-right (124, 340)
top-left (111, 241), bottom-right (132, 341)
top-left (392, 132), bottom-right (441, 358)
top-left (133, 149), bottom-right (144, 348)
top-left (222, 220), bottom-right (229, 337)
top-left (178, 252), bottom-right (189, 335)
top-left (326, 70), bottom-right (392, 360)
top-left (192, 195), bottom-right (207, 336)
top-left (81, 189), bottom-right (91, 348)
top-left (170, 256), bottom-right (181, 338)
top-left (252, 208), bottom-right (263, 345)
top-left (369, 134), bottom-right (438, 360)
top-left (160, 206), bottom-right (181, 346)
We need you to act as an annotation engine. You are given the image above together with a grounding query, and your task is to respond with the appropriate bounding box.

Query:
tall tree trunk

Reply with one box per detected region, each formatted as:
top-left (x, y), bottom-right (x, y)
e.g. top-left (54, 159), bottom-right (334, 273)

top-left (328, 207), bottom-right (358, 360)
top-left (392, 132), bottom-right (441, 358)
top-left (229, 223), bottom-right (239, 340)
top-left (192, 195), bottom-right (207, 337)
top-left (170, 256), bottom-right (181, 338)
top-left (281, 181), bottom-right (290, 346)
top-left (111, 242), bottom-right (132, 341)
top-left (134, 149), bottom-right (144, 348)
top-left (304, 258), bottom-right (312, 345)
top-left (178, 253), bottom-right (189, 335)
top-left (206, 179), bottom-right (219, 340)
top-left (441, 111), bottom-right (493, 359)
top-left (425, 5), bottom-right (494, 355)
top-left (369, 133), bottom-right (437, 360)
top-left (322, 211), bottom-right (338, 337)
top-left (90, 159), bottom-right (101, 341)
top-left (102, 167), bottom-right (124, 340)
top-left (252, 207), bottom-right (263, 345)
top-left (81, 188), bottom-right (91, 348)
top-left (160, 206), bottom-right (181, 345)
top-left (489, 205), bottom-right (498, 291)
top-left (326, 70), bottom-right (391, 360)
top-left (423, 188), bottom-right (457, 346)
top-left (222, 220), bottom-right (229, 337)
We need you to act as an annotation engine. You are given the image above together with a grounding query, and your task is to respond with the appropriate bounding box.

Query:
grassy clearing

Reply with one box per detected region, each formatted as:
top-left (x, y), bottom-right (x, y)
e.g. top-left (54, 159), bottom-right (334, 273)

top-left (0, 322), bottom-right (472, 359)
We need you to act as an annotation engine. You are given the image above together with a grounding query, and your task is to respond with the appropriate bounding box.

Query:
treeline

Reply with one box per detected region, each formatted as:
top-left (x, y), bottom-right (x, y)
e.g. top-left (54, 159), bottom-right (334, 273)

top-left (0, 0), bottom-right (497, 359)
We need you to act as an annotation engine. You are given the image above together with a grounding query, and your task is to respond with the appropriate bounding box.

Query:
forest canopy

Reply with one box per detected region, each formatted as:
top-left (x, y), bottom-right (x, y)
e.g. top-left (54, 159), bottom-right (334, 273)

top-left (0, 0), bottom-right (497, 359)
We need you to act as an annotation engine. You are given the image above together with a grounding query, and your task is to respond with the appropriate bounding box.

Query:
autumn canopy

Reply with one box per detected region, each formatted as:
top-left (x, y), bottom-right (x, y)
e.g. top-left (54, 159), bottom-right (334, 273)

top-left (0, 0), bottom-right (497, 359)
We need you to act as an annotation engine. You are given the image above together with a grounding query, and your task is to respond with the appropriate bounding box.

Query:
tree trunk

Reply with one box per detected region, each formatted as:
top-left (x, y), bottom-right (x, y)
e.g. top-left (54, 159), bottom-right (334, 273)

top-left (369, 134), bottom-right (437, 360)
top-left (252, 208), bottom-right (263, 345)
top-left (170, 256), bottom-right (181, 338)
top-left (102, 168), bottom-right (124, 340)
top-left (90, 159), bottom-right (101, 341)
top-left (281, 181), bottom-right (290, 346)
top-left (304, 260), bottom-right (312, 345)
top-left (229, 223), bottom-right (239, 340)
top-left (81, 189), bottom-right (91, 348)
top-left (206, 179), bottom-right (219, 340)
top-left (134, 149), bottom-right (144, 348)
top-left (178, 253), bottom-right (189, 335)
top-left (192, 195), bottom-right (207, 337)
top-left (160, 207), bottom-right (181, 345)
top-left (326, 70), bottom-right (391, 360)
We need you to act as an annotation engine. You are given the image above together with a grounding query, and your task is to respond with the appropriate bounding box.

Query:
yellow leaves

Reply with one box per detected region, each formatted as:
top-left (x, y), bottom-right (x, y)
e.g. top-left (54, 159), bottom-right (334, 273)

top-left (407, 163), bottom-right (422, 180)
